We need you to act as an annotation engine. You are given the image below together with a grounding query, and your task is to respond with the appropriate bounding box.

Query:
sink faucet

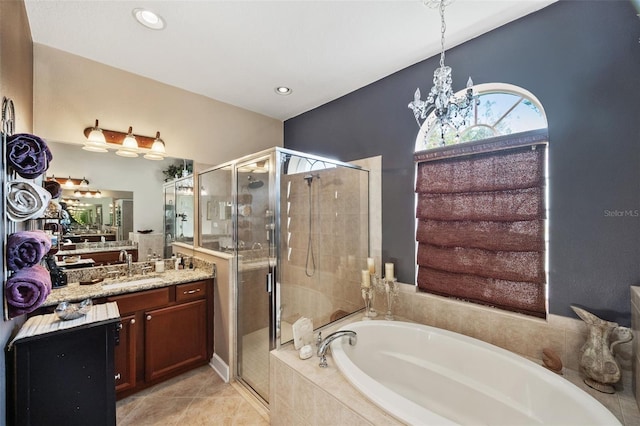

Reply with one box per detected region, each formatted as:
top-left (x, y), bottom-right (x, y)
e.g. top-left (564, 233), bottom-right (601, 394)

top-left (317, 330), bottom-right (357, 368)
top-left (119, 250), bottom-right (133, 277)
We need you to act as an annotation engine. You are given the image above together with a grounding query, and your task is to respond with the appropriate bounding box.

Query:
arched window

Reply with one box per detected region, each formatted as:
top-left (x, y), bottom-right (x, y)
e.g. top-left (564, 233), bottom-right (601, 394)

top-left (414, 83), bottom-right (549, 318)
top-left (415, 83), bottom-right (547, 152)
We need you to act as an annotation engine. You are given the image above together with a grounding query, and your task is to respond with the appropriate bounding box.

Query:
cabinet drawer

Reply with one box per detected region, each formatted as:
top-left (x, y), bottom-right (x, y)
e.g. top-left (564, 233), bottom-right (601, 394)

top-left (108, 287), bottom-right (170, 314)
top-left (176, 281), bottom-right (207, 302)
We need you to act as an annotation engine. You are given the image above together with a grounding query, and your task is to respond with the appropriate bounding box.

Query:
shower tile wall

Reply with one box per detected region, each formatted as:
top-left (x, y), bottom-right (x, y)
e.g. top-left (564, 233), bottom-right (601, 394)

top-left (279, 167), bottom-right (368, 332)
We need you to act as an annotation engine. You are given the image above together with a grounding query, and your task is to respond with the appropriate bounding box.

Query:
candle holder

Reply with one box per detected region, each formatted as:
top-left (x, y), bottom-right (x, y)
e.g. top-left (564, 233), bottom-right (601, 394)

top-left (382, 277), bottom-right (398, 320)
top-left (368, 274), bottom-right (379, 317)
top-left (361, 285), bottom-right (374, 320)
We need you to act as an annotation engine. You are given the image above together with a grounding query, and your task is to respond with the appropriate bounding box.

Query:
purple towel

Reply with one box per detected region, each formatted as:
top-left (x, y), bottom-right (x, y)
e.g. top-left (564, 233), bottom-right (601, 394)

top-left (5, 265), bottom-right (52, 316)
top-left (6, 133), bottom-right (53, 179)
top-left (7, 230), bottom-right (52, 271)
top-left (44, 180), bottom-right (62, 199)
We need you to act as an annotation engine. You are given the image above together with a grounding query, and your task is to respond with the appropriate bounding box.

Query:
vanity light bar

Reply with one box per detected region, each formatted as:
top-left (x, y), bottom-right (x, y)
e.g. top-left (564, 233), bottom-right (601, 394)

top-left (82, 121), bottom-right (166, 160)
top-left (50, 176), bottom-right (89, 188)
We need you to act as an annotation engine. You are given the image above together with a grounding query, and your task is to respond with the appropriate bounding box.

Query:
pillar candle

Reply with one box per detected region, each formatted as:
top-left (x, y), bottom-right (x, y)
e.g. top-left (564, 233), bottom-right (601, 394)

top-left (361, 270), bottom-right (371, 287)
top-left (367, 257), bottom-right (375, 275)
top-left (385, 262), bottom-right (394, 280)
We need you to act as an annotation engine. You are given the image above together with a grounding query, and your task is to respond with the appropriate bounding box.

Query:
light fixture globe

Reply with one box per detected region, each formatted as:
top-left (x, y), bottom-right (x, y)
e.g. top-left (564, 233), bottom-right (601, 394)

top-left (122, 126), bottom-right (138, 149)
top-left (143, 152), bottom-right (164, 161)
top-left (82, 143), bottom-right (109, 153)
top-left (117, 126), bottom-right (139, 157)
top-left (151, 131), bottom-right (166, 154)
top-left (144, 131), bottom-right (166, 160)
top-left (116, 149), bottom-right (139, 158)
top-left (83, 119), bottom-right (108, 152)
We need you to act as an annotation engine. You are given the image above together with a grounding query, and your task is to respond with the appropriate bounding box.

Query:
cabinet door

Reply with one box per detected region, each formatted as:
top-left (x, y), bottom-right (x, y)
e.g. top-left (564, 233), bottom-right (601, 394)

top-left (10, 321), bottom-right (117, 426)
top-left (144, 299), bottom-right (207, 382)
top-left (114, 314), bottom-right (137, 393)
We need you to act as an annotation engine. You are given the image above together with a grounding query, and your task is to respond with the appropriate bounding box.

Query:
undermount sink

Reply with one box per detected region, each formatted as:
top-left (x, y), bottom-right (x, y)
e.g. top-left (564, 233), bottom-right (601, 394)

top-left (102, 277), bottom-right (164, 291)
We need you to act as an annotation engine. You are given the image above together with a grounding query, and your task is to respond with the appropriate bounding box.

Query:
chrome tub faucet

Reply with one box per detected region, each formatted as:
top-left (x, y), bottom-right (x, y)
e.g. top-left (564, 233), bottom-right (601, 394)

top-left (317, 330), bottom-right (357, 368)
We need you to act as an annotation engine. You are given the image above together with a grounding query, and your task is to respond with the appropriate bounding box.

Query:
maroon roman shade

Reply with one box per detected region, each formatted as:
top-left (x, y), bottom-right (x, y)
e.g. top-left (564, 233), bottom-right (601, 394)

top-left (415, 132), bottom-right (548, 317)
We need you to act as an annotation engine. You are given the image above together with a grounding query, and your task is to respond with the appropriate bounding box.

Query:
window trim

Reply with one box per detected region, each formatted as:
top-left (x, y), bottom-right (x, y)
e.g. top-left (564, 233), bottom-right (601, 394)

top-left (414, 128), bottom-right (549, 163)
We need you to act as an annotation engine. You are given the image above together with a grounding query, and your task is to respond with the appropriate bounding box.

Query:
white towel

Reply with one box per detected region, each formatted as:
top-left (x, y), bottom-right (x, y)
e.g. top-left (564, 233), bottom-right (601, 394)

top-left (7, 179), bottom-right (51, 221)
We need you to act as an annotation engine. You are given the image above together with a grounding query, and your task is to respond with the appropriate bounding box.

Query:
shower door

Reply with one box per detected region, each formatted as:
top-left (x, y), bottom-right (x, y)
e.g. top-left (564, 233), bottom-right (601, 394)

top-left (235, 154), bottom-right (274, 403)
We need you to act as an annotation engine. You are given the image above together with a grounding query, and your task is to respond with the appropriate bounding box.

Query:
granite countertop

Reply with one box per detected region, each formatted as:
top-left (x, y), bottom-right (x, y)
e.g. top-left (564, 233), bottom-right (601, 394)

top-left (42, 265), bottom-right (214, 307)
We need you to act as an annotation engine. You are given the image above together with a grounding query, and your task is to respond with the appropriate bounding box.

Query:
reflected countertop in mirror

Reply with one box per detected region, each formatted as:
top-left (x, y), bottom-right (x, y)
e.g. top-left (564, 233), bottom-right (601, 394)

top-left (57, 241), bottom-right (138, 256)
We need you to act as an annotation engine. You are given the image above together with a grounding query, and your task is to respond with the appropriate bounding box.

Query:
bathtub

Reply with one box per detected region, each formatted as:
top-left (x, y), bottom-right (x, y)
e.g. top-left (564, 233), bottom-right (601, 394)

top-left (330, 320), bottom-right (620, 426)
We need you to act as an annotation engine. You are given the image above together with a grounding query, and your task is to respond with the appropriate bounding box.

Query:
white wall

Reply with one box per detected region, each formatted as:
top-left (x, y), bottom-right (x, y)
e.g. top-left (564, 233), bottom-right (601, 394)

top-left (32, 44), bottom-right (283, 166)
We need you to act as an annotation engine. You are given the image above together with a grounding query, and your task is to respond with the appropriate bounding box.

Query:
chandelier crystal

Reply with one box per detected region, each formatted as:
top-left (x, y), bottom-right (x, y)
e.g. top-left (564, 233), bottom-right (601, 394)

top-left (408, 0), bottom-right (477, 146)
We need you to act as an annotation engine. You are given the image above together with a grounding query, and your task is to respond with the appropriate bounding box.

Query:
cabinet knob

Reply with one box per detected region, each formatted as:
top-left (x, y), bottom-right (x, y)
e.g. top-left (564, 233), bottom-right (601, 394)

top-left (146, 315), bottom-right (152, 321)
top-left (130, 318), bottom-right (136, 324)
top-left (115, 373), bottom-right (121, 380)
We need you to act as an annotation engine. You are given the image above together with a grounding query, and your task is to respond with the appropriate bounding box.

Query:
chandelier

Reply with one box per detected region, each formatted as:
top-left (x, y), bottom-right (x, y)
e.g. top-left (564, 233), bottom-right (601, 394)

top-left (408, 0), bottom-right (477, 146)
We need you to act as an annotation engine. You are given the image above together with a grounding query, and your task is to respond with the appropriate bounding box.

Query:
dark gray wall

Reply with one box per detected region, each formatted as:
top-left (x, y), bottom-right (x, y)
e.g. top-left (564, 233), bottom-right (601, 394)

top-left (284, 1), bottom-right (640, 326)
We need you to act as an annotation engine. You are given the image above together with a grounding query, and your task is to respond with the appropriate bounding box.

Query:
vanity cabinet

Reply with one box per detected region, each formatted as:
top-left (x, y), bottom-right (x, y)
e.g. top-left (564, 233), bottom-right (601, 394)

top-left (145, 299), bottom-right (207, 381)
top-left (107, 279), bottom-right (213, 398)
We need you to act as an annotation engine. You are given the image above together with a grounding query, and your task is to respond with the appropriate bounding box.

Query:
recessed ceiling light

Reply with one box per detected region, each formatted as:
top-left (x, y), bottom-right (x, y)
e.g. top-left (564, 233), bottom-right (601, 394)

top-left (274, 86), bottom-right (292, 96)
top-left (133, 8), bottom-right (165, 30)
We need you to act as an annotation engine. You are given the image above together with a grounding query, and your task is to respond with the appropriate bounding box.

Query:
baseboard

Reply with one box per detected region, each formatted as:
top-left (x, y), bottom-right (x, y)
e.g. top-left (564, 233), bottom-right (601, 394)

top-left (210, 353), bottom-right (229, 383)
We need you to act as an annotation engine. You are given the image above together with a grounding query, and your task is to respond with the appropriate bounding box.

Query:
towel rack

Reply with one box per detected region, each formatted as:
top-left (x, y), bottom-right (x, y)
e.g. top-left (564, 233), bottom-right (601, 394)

top-left (2, 97), bottom-right (17, 320)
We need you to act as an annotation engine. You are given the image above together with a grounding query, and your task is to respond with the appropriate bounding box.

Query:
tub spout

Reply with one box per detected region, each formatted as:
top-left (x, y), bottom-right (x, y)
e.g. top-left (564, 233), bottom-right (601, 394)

top-left (317, 330), bottom-right (357, 368)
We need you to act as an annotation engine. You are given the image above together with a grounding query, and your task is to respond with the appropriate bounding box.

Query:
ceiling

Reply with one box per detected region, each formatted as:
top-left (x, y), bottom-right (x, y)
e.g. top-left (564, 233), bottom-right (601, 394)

top-left (24, 0), bottom-right (556, 121)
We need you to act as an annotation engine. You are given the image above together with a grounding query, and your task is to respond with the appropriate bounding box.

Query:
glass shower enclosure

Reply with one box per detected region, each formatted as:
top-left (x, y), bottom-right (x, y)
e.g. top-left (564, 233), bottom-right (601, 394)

top-left (199, 147), bottom-right (369, 405)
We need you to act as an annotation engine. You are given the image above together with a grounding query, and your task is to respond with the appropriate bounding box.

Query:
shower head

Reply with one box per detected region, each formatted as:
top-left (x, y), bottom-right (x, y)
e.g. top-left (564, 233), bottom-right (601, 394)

top-left (303, 174), bottom-right (317, 186)
top-left (247, 175), bottom-right (264, 189)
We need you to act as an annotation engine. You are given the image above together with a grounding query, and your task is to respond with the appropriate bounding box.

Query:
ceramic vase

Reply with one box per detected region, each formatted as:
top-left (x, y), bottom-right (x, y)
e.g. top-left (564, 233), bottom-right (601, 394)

top-left (571, 305), bottom-right (633, 393)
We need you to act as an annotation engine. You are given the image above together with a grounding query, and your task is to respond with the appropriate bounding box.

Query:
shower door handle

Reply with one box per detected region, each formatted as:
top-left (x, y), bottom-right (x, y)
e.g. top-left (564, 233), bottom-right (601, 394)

top-left (266, 272), bottom-right (273, 294)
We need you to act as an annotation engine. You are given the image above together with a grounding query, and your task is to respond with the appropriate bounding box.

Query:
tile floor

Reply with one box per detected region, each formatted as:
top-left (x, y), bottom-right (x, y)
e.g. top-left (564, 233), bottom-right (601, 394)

top-left (116, 366), bottom-right (269, 426)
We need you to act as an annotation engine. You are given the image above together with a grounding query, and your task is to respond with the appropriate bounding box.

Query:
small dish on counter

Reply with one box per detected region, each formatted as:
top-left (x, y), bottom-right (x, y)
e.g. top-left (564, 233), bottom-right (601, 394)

top-left (64, 256), bottom-right (80, 264)
top-left (55, 299), bottom-right (92, 321)
top-left (80, 278), bottom-right (103, 286)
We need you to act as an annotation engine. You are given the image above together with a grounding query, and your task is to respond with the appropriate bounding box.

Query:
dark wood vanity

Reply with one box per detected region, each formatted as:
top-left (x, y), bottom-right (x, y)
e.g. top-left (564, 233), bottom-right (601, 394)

top-left (105, 279), bottom-right (214, 399)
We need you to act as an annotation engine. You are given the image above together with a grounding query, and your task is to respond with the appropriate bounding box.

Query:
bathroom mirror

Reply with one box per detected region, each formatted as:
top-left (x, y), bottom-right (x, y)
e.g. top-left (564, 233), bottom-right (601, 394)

top-left (47, 141), bottom-right (191, 239)
top-left (59, 188), bottom-right (133, 236)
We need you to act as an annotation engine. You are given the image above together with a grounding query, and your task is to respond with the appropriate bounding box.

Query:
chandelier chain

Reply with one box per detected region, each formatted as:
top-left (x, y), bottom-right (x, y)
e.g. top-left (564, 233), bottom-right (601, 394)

top-left (439, 0), bottom-right (446, 69)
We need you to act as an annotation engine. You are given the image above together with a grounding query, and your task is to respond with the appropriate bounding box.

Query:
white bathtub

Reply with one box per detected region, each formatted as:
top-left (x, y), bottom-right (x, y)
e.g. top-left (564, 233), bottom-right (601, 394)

top-left (330, 320), bottom-right (620, 426)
